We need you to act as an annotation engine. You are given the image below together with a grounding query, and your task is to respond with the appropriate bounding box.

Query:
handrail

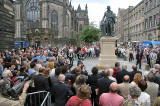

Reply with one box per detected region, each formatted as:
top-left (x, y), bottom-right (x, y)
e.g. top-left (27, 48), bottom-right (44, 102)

top-left (40, 92), bottom-right (50, 106)
top-left (27, 91), bottom-right (47, 95)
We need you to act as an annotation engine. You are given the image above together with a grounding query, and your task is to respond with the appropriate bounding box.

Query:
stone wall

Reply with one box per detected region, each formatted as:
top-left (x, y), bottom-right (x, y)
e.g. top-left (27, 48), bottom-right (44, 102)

top-left (0, 1), bottom-right (14, 50)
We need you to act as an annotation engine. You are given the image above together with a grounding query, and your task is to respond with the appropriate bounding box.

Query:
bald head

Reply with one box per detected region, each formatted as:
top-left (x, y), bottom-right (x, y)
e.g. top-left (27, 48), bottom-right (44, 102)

top-left (110, 82), bottom-right (118, 93)
top-left (58, 74), bottom-right (65, 82)
top-left (123, 75), bottom-right (130, 82)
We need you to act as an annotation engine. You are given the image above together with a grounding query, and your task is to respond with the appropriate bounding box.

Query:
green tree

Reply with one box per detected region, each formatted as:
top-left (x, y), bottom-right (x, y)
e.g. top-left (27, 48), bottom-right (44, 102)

top-left (79, 25), bottom-right (100, 44)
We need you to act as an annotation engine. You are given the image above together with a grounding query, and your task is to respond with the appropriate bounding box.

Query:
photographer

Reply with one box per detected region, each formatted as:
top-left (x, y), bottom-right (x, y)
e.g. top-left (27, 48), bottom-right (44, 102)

top-left (0, 69), bottom-right (30, 106)
top-left (0, 80), bottom-right (30, 106)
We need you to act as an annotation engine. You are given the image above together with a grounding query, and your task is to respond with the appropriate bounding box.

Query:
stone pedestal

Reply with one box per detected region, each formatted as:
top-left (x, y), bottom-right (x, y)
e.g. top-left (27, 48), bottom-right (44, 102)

top-left (98, 36), bottom-right (117, 69)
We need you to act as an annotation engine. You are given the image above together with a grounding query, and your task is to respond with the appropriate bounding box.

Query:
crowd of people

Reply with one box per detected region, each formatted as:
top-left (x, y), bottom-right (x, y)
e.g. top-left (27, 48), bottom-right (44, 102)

top-left (115, 44), bottom-right (160, 70)
top-left (0, 45), bottom-right (160, 106)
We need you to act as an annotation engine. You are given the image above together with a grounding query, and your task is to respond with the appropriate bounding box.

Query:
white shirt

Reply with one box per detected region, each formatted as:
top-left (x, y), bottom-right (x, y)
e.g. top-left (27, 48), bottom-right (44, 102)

top-left (49, 69), bottom-right (55, 78)
top-left (109, 76), bottom-right (117, 82)
top-left (138, 92), bottom-right (151, 106)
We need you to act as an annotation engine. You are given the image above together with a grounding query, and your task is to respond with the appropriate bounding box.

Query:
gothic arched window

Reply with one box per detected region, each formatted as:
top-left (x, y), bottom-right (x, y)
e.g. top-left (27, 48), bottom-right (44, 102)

top-left (79, 24), bottom-right (82, 32)
top-left (26, 0), bottom-right (40, 29)
top-left (51, 10), bottom-right (58, 31)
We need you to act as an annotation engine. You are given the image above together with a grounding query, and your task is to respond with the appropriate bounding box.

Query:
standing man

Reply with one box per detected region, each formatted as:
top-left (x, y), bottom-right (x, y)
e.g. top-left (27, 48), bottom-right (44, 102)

top-left (150, 49), bottom-right (157, 68)
top-left (116, 65), bottom-right (130, 84)
top-left (136, 50), bottom-right (143, 69)
top-left (99, 82), bottom-right (124, 106)
top-left (68, 48), bottom-right (74, 67)
top-left (96, 69), bottom-right (114, 106)
top-left (52, 74), bottom-right (73, 106)
top-left (118, 75), bottom-right (130, 100)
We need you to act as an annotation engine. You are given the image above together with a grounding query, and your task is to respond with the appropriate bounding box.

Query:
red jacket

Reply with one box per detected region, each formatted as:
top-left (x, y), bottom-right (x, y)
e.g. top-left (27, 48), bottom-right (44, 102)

top-left (66, 96), bottom-right (92, 106)
top-left (113, 68), bottom-right (121, 78)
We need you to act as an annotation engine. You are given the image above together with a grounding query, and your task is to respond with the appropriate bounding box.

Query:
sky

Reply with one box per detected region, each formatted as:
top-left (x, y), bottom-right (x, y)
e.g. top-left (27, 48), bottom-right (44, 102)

top-left (71, 0), bottom-right (142, 27)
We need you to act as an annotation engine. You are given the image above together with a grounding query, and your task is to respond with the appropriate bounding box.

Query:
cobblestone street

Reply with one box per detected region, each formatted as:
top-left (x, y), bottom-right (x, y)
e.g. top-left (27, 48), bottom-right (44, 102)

top-left (73, 57), bottom-right (146, 74)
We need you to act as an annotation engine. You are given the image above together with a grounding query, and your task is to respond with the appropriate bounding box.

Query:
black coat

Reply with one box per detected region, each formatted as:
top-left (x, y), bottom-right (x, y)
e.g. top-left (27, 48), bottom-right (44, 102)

top-left (116, 70), bottom-right (130, 84)
top-left (52, 82), bottom-right (73, 106)
top-left (87, 74), bottom-right (101, 95)
top-left (136, 51), bottom-right (143, 62)
top-left (33, 74), bottom-right (50, 91)
top-left (129, 70), bottom-right (142, 82)
top-left (156, 52), bottom-right (160, 64)
top-left (96, 77), bottom-right (114, 96)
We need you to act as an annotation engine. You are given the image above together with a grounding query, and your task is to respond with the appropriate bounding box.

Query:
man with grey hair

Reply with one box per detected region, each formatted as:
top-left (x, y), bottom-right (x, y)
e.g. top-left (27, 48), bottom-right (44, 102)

top-left (108, 68), bottom-right (117, 82)
top-left (146, 72), bottom-right (159, 105)
top-left (58, 74), bottom-right (65, 82)
top-left (116, 65), bottom-right (130, 84)
top-left (52, 74), bottom-right (73, 106)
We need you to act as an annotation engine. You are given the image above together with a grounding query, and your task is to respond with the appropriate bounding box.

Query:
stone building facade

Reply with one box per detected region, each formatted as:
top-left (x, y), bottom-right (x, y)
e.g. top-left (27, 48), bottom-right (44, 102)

top-left (115, 8), bottom-right (126, 42)
top-left (123, 6), bottom-right (133, 42)
top-left (14, 0), bottom-right (89, 47)
top-left (129, 0), bottom-right (145, 42)
top-left (115, 0), bottom-right (160, 43)
top-left (144, 0), bottom-right (160, 40)
top-left (0, 0), bottom-right (15, 50)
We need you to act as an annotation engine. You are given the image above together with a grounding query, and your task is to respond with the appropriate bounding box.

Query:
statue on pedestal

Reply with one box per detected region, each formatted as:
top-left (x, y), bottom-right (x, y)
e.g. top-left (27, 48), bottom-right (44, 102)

top-left (101, 6), bottom-right (116, 36)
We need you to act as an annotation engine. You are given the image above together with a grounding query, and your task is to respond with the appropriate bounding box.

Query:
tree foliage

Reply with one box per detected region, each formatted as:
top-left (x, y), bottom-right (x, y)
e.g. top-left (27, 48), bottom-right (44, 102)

top-left (79, 25), bottom-right (100, 43)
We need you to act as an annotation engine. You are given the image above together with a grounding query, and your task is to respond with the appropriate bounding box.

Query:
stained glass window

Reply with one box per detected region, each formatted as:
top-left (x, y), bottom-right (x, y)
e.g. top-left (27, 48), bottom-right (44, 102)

top-left (26, 0), bottom-right (40, 29)
top-left (51, 10), bottom-right (58, 31)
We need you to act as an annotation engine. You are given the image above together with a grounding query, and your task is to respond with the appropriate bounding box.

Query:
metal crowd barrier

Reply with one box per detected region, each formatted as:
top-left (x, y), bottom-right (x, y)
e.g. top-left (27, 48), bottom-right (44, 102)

top-left (25, 91), bottom-right (52, 106)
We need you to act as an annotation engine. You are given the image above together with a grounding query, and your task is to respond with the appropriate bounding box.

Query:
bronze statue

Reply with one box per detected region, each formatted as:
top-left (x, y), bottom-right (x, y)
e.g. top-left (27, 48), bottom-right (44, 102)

top-left (101, 6), bottom-right (116, 36)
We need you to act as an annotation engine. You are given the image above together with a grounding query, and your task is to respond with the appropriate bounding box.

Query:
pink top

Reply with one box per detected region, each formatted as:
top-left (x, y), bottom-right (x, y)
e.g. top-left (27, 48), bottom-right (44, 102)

top-left (66, 96), bottom-right (92, 106)
top-left (99, 92), bottom-right (124, 106)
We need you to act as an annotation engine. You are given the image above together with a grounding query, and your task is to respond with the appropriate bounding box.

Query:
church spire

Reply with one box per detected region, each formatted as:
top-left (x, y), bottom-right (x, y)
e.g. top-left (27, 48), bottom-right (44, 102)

top-left (85, 4), bottom-right (88, 10)
top-left (85, 4), bottom-right (88, 12)
top-left (77, 4), bottom-right (81, 11)
top-left (69, 1), bottom-right (72, 7)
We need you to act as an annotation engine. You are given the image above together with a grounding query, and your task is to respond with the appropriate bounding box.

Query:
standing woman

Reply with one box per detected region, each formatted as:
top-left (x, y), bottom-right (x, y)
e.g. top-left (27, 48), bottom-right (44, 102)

top-left (87, 67), bottom-right (100, 105)
top-left (66, 85), bottom-right (92, 106)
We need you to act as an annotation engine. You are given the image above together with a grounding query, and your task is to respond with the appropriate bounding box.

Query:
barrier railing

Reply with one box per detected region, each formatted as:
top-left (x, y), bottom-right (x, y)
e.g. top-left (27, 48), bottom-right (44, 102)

top-left (40, 92), bottom-right (51, 106)
top-left (25, 91), bottom-right (52, 106)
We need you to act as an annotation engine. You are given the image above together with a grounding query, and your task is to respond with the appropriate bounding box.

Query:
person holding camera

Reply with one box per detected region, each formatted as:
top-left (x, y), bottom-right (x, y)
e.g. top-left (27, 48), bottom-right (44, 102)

top-left (0, 69), bottom-right (30, 106)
